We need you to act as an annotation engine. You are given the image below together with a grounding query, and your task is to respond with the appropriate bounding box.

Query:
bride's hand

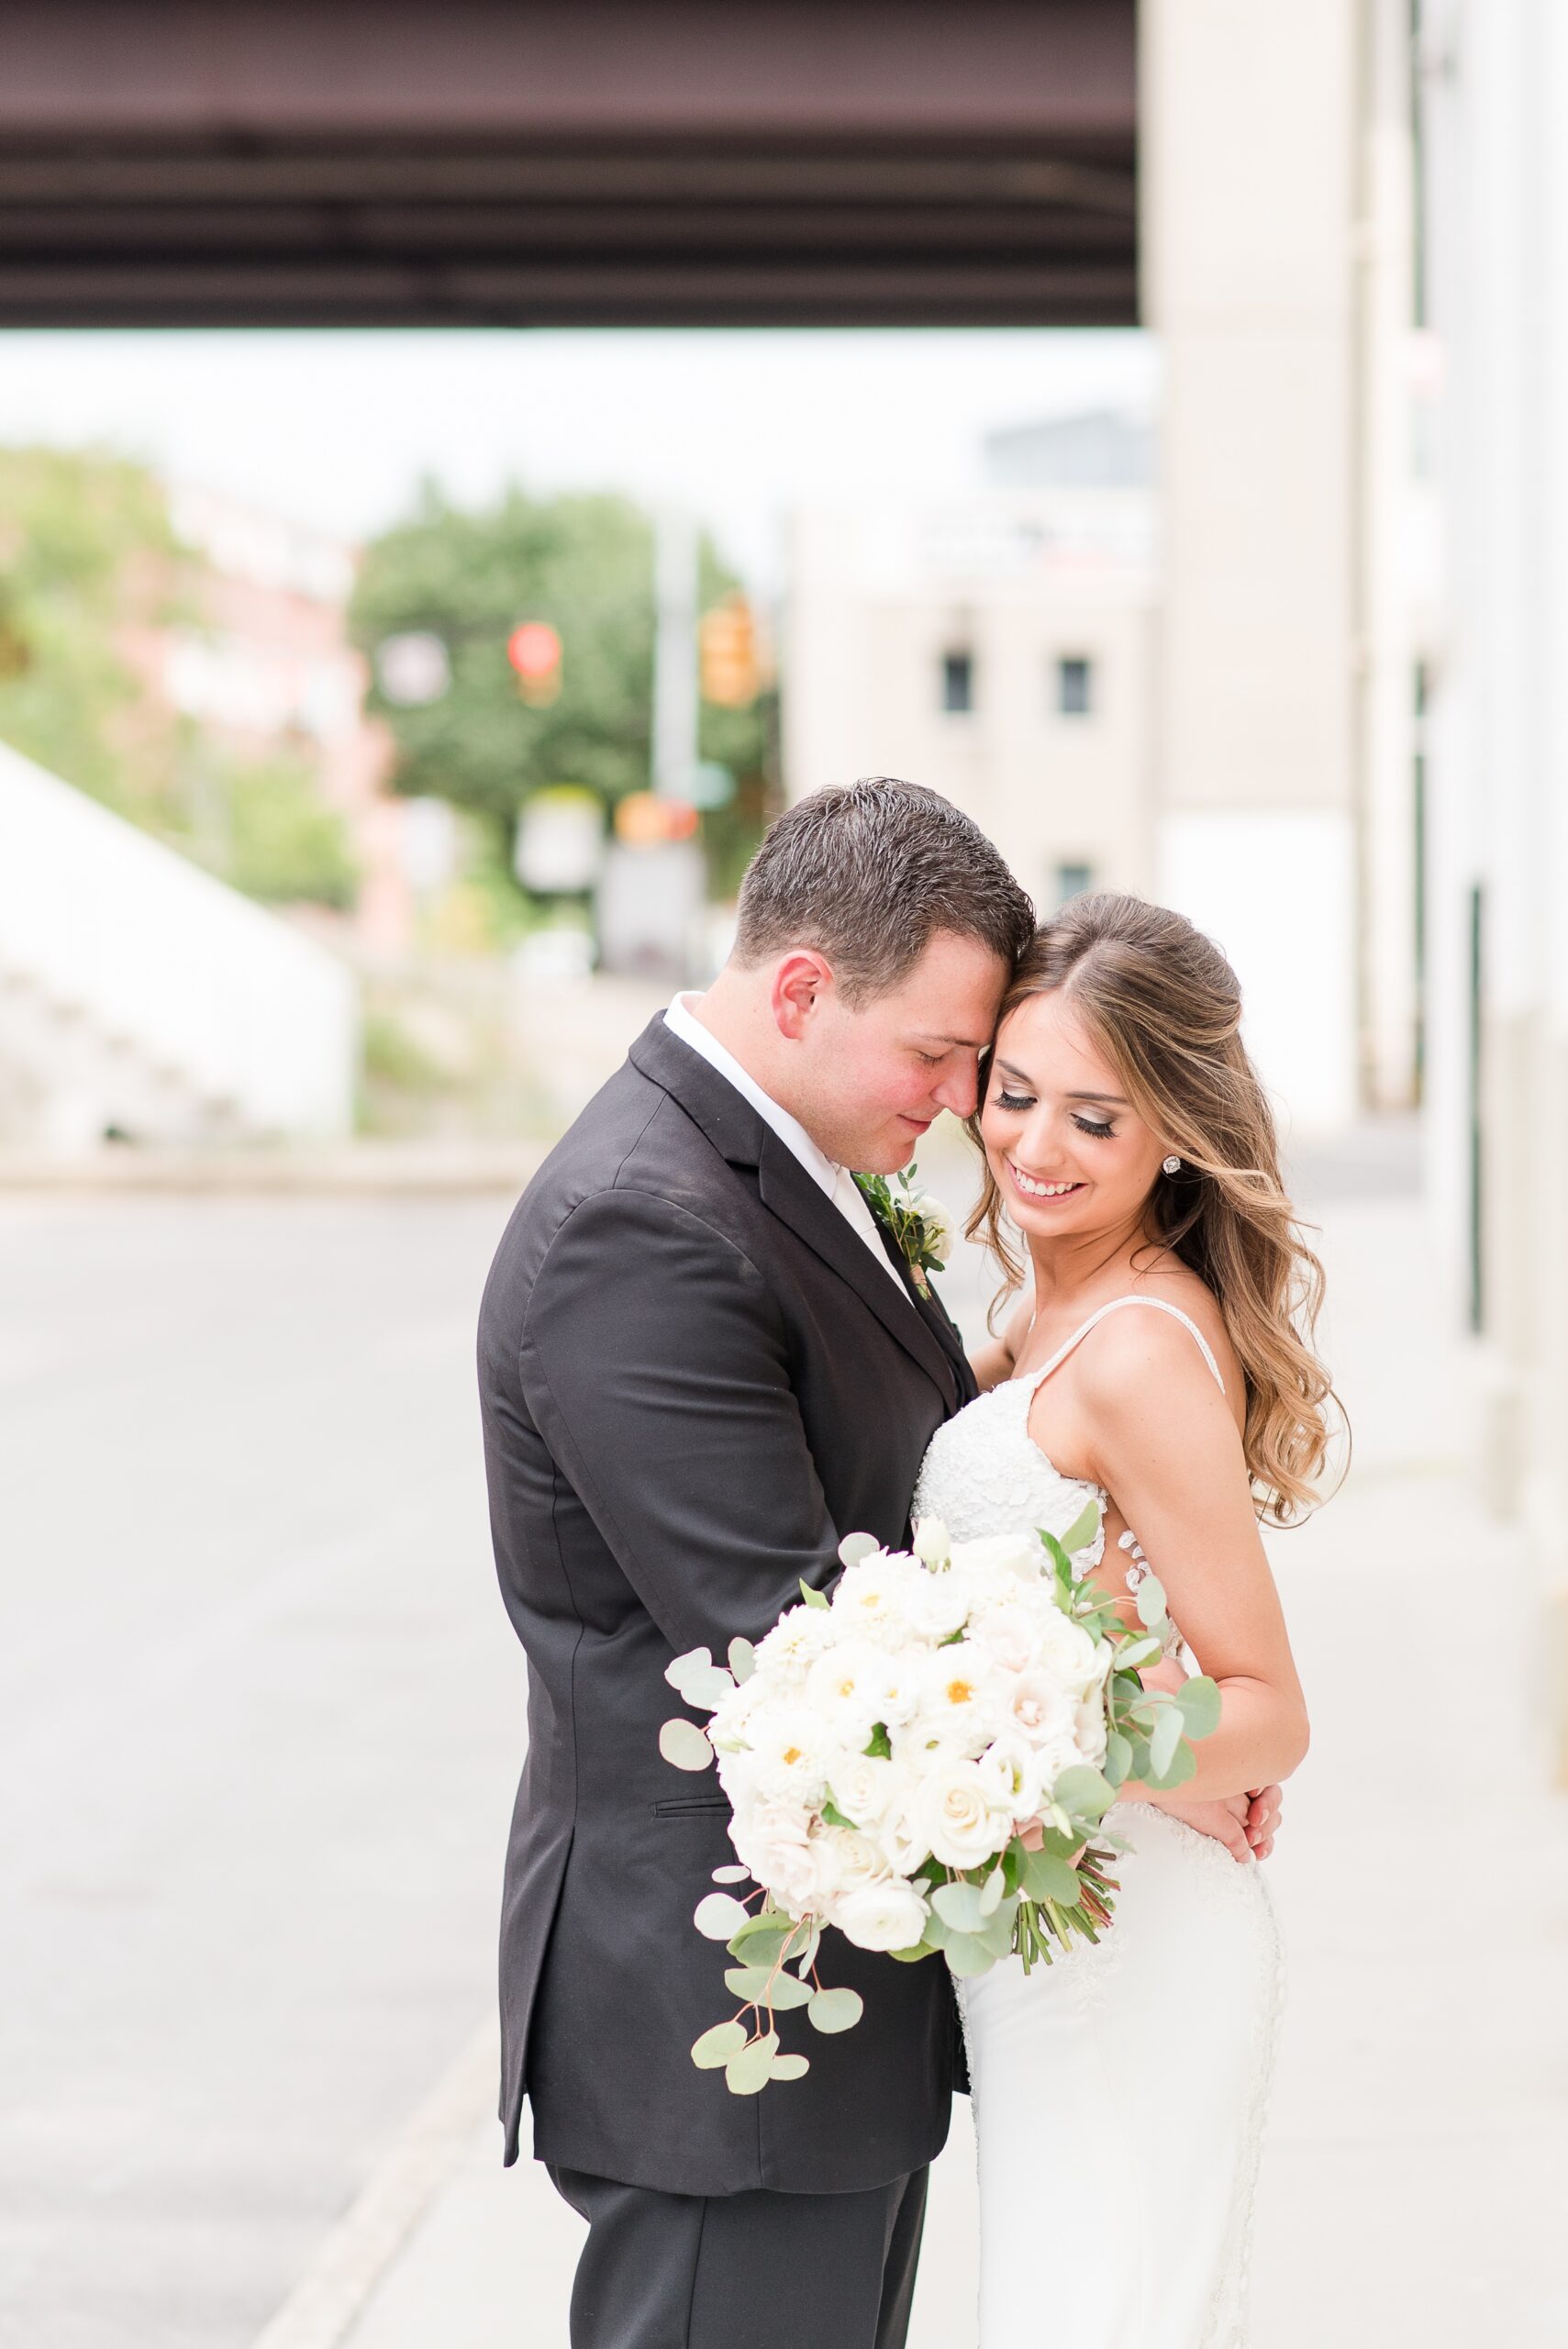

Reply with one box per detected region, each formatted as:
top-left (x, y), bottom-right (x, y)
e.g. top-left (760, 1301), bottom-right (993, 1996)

top-left (1132, 1786), bottom-right (1256, 1863)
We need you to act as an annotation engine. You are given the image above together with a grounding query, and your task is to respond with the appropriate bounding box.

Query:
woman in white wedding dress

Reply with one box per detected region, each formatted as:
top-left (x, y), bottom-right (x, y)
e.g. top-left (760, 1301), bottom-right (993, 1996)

top-left (912, 896), bottom-right (1333, 2349)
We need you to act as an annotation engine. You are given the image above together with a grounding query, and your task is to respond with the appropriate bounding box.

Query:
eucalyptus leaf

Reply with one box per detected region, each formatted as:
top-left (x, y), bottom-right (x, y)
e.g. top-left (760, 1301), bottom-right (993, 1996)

top-left (711, 1864), bottom-right (751, 1885)
top-left (1022, 1850), bottom-right (1083, 1905)
top-left (930, 1880), bottom-right (986, 1933)
top-left (724, 1965), bottom-right (779, 2001)
top-left (1117, 1635), bottom-right (1163, 1674)
top-left (691, 2021), bottom-right (748, 2070)
top-left (807, 1987), bottom-right (865, 2034)
top-left (1040, 1531), bottom-right (1073, 1578)
top-left (725, 2032), bottom-right (778, 2097)
top-left (658, 1719), bottom-right (715, 1773)
top-left (944, 1933), bottom-right (998, 1979)
top-left (838, 1532), bottom-right (879, 1569)
top-left (756, 1971), bottom-right (813, 2010)
top-left (727, 1637), bottom-right (757, 1684)
top-left (918, 1904), bottom-right (953, 1950)
top-left (1148, 1704), bottom-right (1185, 1779)
top-left (770, 2052), bottom-right (810, 2082)
top-left (1104, 1731), bottom-right (1132, 1786)
top-left (976, 1898), bottom-right (1020, 1959)
top-left (1058, 1497), bottom-right (1102, 1555)
top-left (1053, 1765), bottom-right (1116, 1820)
top-left (793, 1924), bottom-right (822, 1976)
top-left (1134, 1575), bottom-right (1168, 1630)
top-left (1147, 1738), bottom-right (1197, 1793)
top-left (1175, 1675), bottom-right (1222, 1740)
top-left (727, 1924), bottom-right (797, 1969)
top-left (798, 1579), bottom-right (830, 1611)
top-left (887, 1941), bottom-right (938, 1963)
top-left (979, 1866), bottom-right (1006, 1917)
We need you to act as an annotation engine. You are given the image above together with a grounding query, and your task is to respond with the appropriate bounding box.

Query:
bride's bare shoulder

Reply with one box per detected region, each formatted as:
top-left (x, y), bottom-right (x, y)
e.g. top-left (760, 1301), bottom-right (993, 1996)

top-left (1078, 1272), bottom-right (1241, 1420)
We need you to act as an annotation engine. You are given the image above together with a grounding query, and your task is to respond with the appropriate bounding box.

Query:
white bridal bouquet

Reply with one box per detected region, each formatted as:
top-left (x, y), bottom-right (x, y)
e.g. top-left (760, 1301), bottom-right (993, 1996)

top-left (659, 1504), bottom-right (1219, 2097)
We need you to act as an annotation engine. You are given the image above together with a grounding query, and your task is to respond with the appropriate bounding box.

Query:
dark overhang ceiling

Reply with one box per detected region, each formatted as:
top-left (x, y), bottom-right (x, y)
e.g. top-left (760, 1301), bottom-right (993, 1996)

top-left (0, 0), bottom-right (1137, 327)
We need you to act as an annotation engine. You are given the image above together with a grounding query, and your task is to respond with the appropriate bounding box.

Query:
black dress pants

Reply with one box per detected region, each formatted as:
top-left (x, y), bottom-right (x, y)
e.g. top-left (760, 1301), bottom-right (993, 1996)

top-left (547, 2162), bottom-right (929, 2349)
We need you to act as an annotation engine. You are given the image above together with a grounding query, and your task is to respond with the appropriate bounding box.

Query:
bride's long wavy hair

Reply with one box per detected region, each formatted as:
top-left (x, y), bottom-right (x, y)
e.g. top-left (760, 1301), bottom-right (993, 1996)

top-left (967, 894), bottom-right (1339, 1527)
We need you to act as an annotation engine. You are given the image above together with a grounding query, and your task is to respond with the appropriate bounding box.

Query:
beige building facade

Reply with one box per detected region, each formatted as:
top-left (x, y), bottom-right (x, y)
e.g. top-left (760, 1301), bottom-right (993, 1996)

top-left (784, 488), bottom-right (1159, 918)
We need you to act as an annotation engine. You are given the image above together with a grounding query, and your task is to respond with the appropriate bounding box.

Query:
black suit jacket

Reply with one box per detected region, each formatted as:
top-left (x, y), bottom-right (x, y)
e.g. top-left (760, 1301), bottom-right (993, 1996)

top-left (478, 1016), bottom-right (976, 2195)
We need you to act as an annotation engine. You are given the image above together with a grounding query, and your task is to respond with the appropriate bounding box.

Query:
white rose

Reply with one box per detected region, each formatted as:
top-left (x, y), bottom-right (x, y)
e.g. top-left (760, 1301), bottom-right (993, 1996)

top-left (1073, 1695), bottom-right (1109, 1766)
top-left (747, 1706), bottom-right (834, 1806)
top-left (833, 1877), bottom-right (931, 1953)
top-left (1035, 1611), bottom-right (1106, 1694)
top-left (810, 1823), bottom-right (892, 1903)
top-left (976, 1730), bottom-right (1046, 1821)
top-left (953, 1531), bottom-right (1047, 1585)
top-left (968, 1600), bottom-right (1041, 1676)
top-left (876, 1788), bottom-right (935, 1876)
top-left (903, 1565), bottom-right (975, 1643)
top-left (827, 1753), bottom-right (900, 1829)
top-left (908, 1757), bottom-right (1013, 1870)
top-left (753, 1606), bottom-right (837, 1680)
top-left (906, 1188), bottom-right (953, 1267)
top-left (1006, 1665), bottom-right (1077, 1747)
top-left (728, 1801), bottom-right (824, 1915)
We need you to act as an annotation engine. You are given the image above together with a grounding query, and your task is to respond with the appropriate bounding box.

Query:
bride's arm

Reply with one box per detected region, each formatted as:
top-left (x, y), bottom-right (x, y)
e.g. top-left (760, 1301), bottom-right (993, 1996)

top-left (968, 1286), bottom-right (1034, 1394)
top-left (1073, 1313), bottom-right (1310, 1803)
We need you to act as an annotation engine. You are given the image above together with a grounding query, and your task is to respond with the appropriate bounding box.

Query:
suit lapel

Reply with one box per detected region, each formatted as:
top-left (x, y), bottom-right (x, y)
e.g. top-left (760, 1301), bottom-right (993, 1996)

top-left (756, 1135), bottom-right (960, 1408)
top-left (868, 1213), bottom-right (977, 1408)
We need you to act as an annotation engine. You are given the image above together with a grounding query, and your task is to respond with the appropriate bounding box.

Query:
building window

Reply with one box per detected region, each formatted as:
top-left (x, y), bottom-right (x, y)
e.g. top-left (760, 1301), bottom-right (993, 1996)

top-left (1056, 655), bottom-right (1093, 717)
top-left (941, 651), bottom-right (974, 714)
top-left (1053, 861), bottom-right (1093, 907)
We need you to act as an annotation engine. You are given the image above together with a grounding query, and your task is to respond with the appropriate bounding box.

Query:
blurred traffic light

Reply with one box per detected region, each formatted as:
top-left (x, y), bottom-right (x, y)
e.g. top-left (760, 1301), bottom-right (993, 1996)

top-left (507, 621), bottom-right (563, 706)
top-left (615, 791), bottom-right (700, 846)
top-left (698, 595), bottom-right (760, 708)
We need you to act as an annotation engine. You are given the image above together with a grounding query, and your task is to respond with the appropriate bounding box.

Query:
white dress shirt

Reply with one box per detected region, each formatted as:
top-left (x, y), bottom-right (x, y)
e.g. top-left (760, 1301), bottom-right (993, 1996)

top-left (663, 992), bottom-right (907, 1292)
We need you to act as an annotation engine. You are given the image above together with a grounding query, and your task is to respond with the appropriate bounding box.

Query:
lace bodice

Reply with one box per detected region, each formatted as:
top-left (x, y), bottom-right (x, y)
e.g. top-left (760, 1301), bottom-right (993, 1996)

top-left (912, 1293), bottom-right (1227, 1665)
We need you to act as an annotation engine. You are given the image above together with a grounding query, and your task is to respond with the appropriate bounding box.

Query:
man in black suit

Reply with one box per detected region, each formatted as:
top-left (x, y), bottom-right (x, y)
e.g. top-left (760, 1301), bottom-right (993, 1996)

top-left (479, 779), bottom-right (1035, 2347)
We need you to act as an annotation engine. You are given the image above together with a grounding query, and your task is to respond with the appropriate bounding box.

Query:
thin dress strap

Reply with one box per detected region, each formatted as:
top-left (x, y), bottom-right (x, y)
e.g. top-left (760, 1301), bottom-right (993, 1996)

top-left (1026, 1294), bottom-right (1226, 1396)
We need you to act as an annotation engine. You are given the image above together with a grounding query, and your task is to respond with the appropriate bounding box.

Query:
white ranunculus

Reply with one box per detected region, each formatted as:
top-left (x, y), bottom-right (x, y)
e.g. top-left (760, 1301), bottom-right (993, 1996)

top-left (747, 1705), bottom-right (834, 1807)
top-left (805, 1641), bottom-right (900, 1742)
top-left (912, 1515), bottom-right (951, 1565)
top-left (914, 1642), bottom-right (1004, 1751)
top-left (908, 1757), bottom-right (1013, 1871)
top-left (833, 1876), bottom-right (931, 1953)
top-left (968, 1599), bottom-right (1041, 1676)
top-left (826, 1753), bottom-right (900, 1829)
top-left (830, 1552), bottom-right (922, 1642)
top-left (753, 1605), bottom-right (837, 1680)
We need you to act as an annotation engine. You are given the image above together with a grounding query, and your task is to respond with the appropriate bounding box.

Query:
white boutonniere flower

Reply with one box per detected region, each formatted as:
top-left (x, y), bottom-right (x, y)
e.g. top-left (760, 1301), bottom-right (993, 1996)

top-left (853, 1163), bottom-right (953, 1297)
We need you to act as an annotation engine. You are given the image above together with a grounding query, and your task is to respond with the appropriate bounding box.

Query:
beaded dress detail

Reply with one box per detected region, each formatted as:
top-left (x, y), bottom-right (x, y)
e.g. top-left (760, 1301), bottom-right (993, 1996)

top-left (914, 1294), bottom-right (1284, 2349)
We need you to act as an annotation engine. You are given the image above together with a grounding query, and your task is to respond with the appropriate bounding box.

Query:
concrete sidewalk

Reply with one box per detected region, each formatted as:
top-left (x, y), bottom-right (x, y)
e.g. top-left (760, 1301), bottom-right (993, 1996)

top-left (264, 1190), bottom-right (1568, 2349)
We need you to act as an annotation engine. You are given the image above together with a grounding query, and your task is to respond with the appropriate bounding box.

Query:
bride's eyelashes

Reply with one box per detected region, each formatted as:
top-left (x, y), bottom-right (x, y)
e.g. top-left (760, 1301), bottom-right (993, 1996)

top-left (994, 1085), bottom-right (1117, 1141)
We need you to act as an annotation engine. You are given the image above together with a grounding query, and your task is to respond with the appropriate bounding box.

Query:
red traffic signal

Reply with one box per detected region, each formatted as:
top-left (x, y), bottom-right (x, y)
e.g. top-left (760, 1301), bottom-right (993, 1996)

top-left (507, 621), bottom-right (562, 705)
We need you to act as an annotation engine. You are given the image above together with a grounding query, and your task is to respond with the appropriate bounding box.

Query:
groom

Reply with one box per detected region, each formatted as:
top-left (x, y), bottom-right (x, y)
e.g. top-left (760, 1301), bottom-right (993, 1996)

top-left (479, 778), bottom-right (1034, 2346)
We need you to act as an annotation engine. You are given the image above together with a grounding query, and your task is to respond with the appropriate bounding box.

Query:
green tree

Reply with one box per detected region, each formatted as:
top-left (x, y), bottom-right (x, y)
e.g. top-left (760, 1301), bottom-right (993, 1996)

top-left (0, 445), bottom-right (183, 815)
top-left (350, 482), bottom-right (771, 886)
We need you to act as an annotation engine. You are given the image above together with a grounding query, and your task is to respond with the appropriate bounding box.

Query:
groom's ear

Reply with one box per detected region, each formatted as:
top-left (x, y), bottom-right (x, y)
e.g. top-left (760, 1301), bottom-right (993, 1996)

top-left (771, 949), bottom-right (839, 1041)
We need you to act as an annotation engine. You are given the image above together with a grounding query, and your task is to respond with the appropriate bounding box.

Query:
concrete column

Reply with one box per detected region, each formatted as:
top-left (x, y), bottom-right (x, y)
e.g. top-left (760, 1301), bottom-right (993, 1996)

top-left (1140, 0), bottom-right (1360, 1138)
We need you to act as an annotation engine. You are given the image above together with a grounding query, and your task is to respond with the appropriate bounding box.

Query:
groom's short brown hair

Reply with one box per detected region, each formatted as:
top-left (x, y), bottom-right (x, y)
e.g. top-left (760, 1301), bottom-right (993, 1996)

top-left (733, 778), bottom-right (1034, 1003)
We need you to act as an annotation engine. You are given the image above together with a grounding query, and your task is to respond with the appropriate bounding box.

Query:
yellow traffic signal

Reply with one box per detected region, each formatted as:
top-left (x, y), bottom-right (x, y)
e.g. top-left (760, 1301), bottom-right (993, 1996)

top-left (698, 596), bottom-right (760, 709)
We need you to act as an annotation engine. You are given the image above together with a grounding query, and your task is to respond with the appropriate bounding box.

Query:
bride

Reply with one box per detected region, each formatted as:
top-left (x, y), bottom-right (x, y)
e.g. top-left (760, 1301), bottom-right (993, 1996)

top-left (913, 893), bottom-right (1332, 2349)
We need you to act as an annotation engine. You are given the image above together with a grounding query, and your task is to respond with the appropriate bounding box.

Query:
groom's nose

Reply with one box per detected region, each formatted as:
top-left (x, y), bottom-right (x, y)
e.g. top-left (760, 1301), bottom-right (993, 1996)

top-left (932, 1058), bottom-right (981, 1119)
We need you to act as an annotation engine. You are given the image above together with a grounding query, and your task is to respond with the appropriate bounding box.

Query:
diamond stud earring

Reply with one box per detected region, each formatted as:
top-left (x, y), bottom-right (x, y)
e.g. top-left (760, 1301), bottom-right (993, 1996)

top-left (1162, 1154), bottom-right (1182, 1175)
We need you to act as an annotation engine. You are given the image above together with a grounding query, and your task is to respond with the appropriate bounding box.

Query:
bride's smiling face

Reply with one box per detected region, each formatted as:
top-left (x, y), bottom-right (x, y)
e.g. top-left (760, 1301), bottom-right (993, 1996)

top-left (978, 988), bottom-right (1170, 1239)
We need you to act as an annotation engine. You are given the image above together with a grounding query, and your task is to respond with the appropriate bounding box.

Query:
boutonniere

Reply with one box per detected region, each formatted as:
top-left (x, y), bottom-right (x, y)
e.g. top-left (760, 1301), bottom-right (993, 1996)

top-left (853, 1164), bottom-right (954, 1297)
